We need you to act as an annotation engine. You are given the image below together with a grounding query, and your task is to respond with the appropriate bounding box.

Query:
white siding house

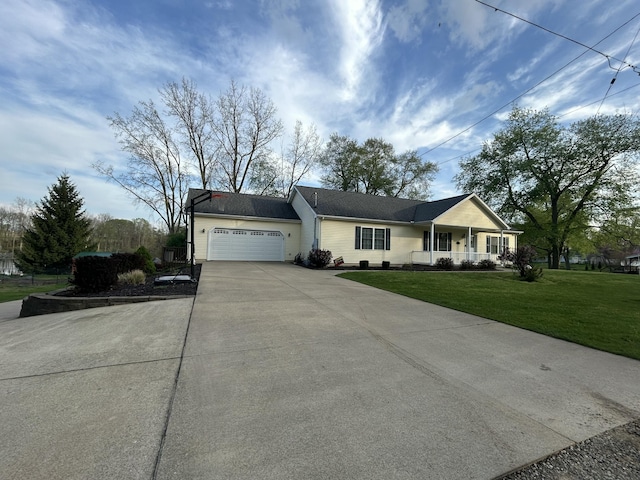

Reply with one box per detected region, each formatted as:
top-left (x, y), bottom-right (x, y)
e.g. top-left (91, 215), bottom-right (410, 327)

top-left (186, 186), bottom-right (521, 266)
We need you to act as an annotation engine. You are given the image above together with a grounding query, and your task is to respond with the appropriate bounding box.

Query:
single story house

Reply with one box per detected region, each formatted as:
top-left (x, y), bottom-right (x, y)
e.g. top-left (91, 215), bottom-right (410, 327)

top-left (186, 186), bottom-right (521, 266)
top-left (623, 253), bottom-right (640, 273)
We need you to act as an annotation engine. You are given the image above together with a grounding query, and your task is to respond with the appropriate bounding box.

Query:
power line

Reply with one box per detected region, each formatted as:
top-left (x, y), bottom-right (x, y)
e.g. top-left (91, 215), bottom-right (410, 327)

top-left (597, 24), bottom-right (640, 113)
top-left (419, 8), bottom-right (640, 160)
top-left (432, 83), bottom-right (640, 168)
top-left (475, 0), bottom-right (640, 74)
top-left (561, 82), bottom-right (640, 118)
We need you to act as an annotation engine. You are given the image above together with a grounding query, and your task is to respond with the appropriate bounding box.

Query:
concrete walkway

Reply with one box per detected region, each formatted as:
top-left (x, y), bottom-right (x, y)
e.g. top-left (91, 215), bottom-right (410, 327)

top-left (1, 262), bottom-right (638, 479)
top-left (156, 262), bottom-right (640, 479)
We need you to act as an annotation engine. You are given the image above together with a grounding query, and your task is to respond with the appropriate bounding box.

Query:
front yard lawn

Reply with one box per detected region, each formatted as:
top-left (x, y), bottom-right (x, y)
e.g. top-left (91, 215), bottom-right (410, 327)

top-left (0, 278), bottom-right (69, 303)
top-left (338, 270), bottom-right (640, 360)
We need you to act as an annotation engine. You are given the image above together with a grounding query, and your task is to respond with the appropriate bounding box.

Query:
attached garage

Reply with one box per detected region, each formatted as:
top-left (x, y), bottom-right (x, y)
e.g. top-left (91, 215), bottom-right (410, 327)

top-left (207, 228), bottom-right (285, 261)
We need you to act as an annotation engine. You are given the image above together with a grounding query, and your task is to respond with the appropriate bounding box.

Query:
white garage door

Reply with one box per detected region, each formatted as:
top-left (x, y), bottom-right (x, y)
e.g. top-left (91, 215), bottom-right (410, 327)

top-left (207, 228), bottom-right (285, 261)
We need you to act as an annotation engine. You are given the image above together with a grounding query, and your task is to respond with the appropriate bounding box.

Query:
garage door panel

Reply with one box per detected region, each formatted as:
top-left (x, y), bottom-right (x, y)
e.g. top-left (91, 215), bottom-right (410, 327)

top-left (207, 228), bottom-right (284, 261)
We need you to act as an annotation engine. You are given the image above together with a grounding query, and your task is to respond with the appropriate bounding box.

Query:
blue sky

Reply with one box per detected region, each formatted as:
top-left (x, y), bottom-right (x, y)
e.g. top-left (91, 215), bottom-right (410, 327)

top-left (1, 0), bottom-right (639, 224)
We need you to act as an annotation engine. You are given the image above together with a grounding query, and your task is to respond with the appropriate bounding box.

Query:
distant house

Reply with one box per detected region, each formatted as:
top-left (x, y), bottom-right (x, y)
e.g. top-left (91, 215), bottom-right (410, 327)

top-left (623, 253), bottom-right (640, 273)
top-left (186, 186), bottom-right (522, 266)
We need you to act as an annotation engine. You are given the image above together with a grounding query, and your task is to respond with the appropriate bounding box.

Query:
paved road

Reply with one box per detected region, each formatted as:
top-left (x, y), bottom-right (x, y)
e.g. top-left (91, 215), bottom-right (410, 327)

top-left (1, 262), bottom-right (639, 479)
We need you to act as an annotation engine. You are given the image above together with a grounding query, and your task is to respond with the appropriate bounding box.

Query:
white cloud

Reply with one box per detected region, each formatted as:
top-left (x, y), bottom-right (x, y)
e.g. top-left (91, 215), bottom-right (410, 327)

top-left (329, 0), bottom-right (386, 102)
top-left (387, 0), bottom-right (431, 43)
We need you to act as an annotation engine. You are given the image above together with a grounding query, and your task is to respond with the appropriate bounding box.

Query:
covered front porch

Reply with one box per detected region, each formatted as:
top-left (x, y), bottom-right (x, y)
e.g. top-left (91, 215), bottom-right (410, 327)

top-left (409, 225), bottom-right (521, 266)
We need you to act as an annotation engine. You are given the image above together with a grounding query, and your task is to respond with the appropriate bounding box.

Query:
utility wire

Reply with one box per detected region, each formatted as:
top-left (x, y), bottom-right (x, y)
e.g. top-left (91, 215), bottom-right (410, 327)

top-left (475, 0), bottom-right (640, 73)
top-left (561, 82), bottom-right (640, 118)
top-left (420, 9), bottom-right (640, 160)
top-left (433, 82), bottom-right (640, 167)
top-left (597, 24), bottom-right (640, 113)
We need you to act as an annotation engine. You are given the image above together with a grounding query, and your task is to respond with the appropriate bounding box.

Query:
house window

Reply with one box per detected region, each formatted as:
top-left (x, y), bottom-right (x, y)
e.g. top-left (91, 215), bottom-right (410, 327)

top-left (355, 226), bottom-right (391, 250)
top-left (486, 236), bottom-right (509, 254)
top-left (423, 231), bottom-right (452, 251)
top-left (362, 227), bottom-right (373, 249)
top-left (470, 234), bottom-right (477, 251)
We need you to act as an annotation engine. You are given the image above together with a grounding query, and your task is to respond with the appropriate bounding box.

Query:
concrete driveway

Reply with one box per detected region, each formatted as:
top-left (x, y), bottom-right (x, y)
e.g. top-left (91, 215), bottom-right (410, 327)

top-left (156, 262), bottom-right (639, 479)
top-left (1, 262), bottom-right (638, 479)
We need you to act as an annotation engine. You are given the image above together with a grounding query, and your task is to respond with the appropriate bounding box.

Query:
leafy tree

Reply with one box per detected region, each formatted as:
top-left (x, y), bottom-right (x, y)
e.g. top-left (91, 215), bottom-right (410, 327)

top-left (320, 134), bottom-right (437, 199)
top-left (319, 133), bottom-right (360, 192)
top-left (16, 175), bottom-right (94, 273)
top-left (590, 206), bottom-right (640, 267)
top-left (455, 106), bottom-right (640, 269)
top-left (90, 215), bottom-right (163, 256)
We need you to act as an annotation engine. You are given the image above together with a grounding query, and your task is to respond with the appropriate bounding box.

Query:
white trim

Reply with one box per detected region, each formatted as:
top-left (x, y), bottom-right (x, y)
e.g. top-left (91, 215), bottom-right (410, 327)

top-left (430, 194), bottom-right (512, 231)
top-left (194, 212), bottom-right (301, 223)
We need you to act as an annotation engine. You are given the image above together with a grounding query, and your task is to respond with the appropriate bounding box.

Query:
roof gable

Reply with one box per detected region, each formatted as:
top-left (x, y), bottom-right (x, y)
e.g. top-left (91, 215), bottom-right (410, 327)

top-left (432, 194), bottom-right (510, 230)
top-left (187, 189), bottom-right (300, 220)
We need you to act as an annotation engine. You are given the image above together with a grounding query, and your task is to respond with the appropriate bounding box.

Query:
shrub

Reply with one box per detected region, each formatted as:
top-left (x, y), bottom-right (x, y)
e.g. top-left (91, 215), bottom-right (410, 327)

top-left (435, 257), bottom-right (454, 270)
top-left (135, 246), bottom-right (156, 274)
top-left (118, 269), bottom-right (146, 285)
top-left (460, 259), bottom-right (475, 270)
top-left (500, 246), bottom-right (540, 280)
top-left (307, 249), bottom-right (332, 268)
top-left (71, 255), bottom-right (119, 292)
top-left (523, 265), bottom-right (544, 282)
top-left (477, 259), bottom-right (496, 270)
top-left (111, 252), bottom-right (146, 274)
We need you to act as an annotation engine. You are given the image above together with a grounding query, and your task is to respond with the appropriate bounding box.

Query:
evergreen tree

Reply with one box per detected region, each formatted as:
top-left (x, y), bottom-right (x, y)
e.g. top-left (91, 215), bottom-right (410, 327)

top-left (16, 174), bottom-right (94, 272)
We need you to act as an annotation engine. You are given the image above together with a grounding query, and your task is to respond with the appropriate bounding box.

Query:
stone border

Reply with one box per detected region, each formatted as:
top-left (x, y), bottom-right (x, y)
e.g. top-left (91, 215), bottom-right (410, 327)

top-left (20, 289), bottom-right (192, 318)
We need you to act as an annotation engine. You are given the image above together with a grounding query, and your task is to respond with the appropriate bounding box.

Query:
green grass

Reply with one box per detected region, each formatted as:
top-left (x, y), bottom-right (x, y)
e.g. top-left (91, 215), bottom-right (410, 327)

top-left (339, 269), bottom-right (640, 360)
top-left (0, 278), bottom-right (69, 303)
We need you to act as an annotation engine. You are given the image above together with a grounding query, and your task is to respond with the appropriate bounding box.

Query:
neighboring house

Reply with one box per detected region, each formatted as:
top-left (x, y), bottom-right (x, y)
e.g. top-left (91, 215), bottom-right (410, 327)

top-left (186, 186), bottom-right (521, 266)
top-left (623, 253), bottom-right (640, 273)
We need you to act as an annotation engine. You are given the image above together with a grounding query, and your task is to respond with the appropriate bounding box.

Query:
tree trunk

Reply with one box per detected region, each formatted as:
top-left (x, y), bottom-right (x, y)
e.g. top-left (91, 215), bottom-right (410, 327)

top-left (550, 243), bottom-right (561, 269)
top-left (564, 247), bottom-right (571, 270)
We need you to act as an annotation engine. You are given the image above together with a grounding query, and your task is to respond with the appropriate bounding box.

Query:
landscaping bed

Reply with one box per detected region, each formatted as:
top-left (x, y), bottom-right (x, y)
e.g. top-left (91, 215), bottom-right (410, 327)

top-left (57, 264), bottom-right (201, 297)
top-left (19, 264), bottom-right (201, 317)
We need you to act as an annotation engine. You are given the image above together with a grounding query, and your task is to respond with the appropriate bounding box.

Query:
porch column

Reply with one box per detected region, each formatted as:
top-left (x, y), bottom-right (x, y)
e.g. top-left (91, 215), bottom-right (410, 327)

top-left (430, 223), bottom-right (435, 265)
top-left (467, 226), bottom-right (472, 260)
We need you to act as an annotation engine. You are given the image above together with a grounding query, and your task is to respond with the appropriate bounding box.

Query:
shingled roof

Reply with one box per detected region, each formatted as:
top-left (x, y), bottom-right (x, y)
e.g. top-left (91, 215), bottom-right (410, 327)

top-left (187, 189), bottom-right (300, 220)
top-left (293, 186), bottom-right (470, 223)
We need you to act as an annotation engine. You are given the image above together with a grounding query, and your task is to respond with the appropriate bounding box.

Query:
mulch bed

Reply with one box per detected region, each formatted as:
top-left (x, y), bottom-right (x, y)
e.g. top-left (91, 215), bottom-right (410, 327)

top-left (57, 264), bottom-right (201, 298)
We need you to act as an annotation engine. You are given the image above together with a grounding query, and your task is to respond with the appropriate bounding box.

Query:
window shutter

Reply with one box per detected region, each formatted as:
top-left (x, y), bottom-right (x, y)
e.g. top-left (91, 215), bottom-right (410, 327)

top-left (385, 228), bottom-right (391, 250)
top-left (355, 226), bottom-right (361, 249)
top-left (423, 231), bottom-right (430, 251)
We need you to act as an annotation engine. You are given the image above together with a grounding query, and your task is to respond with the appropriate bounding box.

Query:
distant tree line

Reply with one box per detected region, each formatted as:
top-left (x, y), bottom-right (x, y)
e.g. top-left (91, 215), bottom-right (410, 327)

top-left (5, 175), bottom-right (169, 274)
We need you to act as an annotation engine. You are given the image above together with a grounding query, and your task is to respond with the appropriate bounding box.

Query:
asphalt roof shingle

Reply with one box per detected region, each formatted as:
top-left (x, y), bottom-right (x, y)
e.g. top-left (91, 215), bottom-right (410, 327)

top-left (187, 189), bottom-right (300, 220)
top-left (294, 186), bottom-right (470, 223)
top-left (187, 186), bottom-right (473, 224)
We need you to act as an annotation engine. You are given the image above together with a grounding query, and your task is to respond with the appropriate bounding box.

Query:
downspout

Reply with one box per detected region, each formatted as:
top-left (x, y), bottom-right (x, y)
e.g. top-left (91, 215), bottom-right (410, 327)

top-left (312, 191), bottom-right (319, 250)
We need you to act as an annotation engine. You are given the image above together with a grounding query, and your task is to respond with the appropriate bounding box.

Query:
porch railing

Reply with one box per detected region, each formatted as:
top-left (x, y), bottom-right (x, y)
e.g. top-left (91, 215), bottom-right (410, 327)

top-left (411, 251), bottom-right (502, 265)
